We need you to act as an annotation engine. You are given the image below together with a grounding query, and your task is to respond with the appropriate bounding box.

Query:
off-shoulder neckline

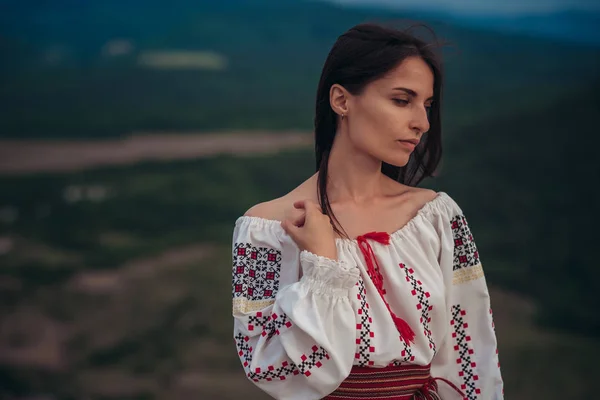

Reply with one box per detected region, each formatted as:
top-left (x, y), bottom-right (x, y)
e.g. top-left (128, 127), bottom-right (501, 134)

top-left (235, 191), bottom-right (450, 245)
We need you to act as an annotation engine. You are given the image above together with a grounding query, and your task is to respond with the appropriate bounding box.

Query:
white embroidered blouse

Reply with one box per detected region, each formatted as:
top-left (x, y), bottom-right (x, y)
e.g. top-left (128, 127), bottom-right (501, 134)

top-left (231, 192), bottom-right (504, 400)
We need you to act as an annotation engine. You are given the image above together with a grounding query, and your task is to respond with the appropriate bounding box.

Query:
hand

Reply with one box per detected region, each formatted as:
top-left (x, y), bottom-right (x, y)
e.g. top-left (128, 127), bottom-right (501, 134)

top-left (281, 199), bottom-right (338, 260)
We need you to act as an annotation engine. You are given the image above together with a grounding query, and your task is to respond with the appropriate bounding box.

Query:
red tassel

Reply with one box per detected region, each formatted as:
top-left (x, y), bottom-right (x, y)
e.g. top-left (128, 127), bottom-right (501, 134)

top-left (391, 312), bottom-right (416, 344)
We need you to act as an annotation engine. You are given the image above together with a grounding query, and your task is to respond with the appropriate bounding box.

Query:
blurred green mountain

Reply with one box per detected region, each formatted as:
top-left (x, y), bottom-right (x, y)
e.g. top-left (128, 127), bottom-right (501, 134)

top-left (1, 0), bottom-right (599, 137)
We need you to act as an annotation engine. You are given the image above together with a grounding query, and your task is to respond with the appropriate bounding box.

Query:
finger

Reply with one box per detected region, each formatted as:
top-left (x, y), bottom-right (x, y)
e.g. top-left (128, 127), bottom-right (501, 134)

top-left (293, 199), bottom-right (306, 210)
top-left (284, 208), bottom-right (305, 230)
top-left (291, 213), bottom-right (305, 227)
top-left (303, 200), bottom-right (325, 217)
top-left (294, 198), bottom-right (321, 214)
top-left (281, 219), bottom-right (298, 240)
top-left (293, 198), bottom-right (321, 209)
top-left (284, 206), bottom-right (304, 222)
top-left (283, 212), bottom-right (305, 228)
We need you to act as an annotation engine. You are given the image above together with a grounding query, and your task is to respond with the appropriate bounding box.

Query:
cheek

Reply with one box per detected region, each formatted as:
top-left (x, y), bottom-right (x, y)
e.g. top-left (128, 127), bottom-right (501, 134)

top-left (353, 103), bottom-right (403, 144)
top-left (347, 97), bottom-right (411, 157)
top-left (370, 99), bottom-right (408, 131)
top-left (364, 98), bottom-right (394, 124)
top-left (348, 115), bottom-right (379, 150)
top-left (356, 99), bottom-right (392, 129)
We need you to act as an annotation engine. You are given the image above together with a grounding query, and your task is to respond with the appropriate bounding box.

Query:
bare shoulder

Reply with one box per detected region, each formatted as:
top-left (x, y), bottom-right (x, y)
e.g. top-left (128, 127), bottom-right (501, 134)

top-left (391, 187), bottom-right (439, 220)
top-left (382, 175), bottom-right (438, 206)
top-left (243, 197), bottom-right (289, 221)
top-left (243, 174), bottom-right (317, 221)
top-left (243, 194), bottom-right (309, 222)
top-left (408, 187), bottom-right (439, 205)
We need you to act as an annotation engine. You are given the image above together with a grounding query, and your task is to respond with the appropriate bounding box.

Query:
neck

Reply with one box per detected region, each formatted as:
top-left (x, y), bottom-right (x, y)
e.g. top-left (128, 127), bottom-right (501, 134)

top-left (319, 128), bottom-right (388, 205)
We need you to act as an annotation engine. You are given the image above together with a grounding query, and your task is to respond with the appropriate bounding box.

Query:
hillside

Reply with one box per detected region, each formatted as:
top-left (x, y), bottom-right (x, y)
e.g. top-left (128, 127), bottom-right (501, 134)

top-left (0, 0), bottom-right (598, 137)
top-left (429, 79), bottom-right (600, 335)
top-left (1, 79), bottom-right (599, 397)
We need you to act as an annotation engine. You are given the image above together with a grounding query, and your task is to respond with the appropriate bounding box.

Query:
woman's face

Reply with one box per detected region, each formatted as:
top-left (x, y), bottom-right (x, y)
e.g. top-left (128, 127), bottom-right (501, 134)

top-left (346, 56), bottom-right (434, 167)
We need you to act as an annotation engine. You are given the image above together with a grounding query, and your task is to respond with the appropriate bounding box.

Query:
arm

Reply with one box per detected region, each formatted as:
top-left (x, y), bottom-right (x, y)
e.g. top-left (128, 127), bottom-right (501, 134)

top-left (431, 209), bottom-right (504, 400)
top-left (232, 219), bottom-right (359, 400)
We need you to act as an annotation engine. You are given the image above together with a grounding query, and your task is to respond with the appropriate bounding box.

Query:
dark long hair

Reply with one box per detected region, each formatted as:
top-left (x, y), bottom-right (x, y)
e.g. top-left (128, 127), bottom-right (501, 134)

top-left (314, 21), bottom-right (446, 240)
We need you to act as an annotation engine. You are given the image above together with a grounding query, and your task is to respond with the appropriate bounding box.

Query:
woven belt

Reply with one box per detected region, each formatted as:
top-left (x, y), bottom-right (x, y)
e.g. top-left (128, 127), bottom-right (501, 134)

top-left (323, 364), bottom-right (464, 400)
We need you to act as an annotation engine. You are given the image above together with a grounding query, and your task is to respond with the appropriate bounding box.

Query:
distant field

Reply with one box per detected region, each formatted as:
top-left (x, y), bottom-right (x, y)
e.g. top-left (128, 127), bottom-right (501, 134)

top-left (1, 144), bottom-right (597, 399)
top-left (1, 80), bottom-right (598, 398)
top-left (0, 131), bottom-right (312, 174)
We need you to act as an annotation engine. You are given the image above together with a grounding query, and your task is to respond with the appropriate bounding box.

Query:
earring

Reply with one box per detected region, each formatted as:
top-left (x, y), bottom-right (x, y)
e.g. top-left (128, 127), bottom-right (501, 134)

top-left (341, 113), bottom-right (345, 120)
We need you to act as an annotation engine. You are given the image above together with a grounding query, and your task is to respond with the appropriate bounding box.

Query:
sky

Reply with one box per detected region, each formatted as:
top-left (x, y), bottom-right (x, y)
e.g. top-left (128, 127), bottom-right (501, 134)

top-left (329, 0), bottom-right (600, 15)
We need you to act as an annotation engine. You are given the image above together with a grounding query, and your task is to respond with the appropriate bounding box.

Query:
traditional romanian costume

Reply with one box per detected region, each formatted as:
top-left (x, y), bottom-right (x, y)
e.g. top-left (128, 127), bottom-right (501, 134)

top-left (232, 192), bottom-right (503, 399)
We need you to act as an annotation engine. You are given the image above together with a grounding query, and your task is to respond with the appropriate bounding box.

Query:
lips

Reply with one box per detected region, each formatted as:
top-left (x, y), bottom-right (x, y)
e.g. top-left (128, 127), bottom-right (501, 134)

top-left (398, 139), bottom-right (419, 146)
top-left (397, 139), bottom-right (418, 151)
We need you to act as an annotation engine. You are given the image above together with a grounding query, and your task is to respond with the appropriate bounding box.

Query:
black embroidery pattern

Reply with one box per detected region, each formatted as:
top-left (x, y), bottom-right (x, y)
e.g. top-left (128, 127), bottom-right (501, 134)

top-left (401, 263), bottom-right (436, 354)
top-left (450, 215), bottom-right (480, 271)
top-left (451, 304), bottom-right (480, 399)
top-left (232, 242), bottom-right (282, 300)
top-left (354, 278), bottom-right (375, 366)
top-left (235, 333), bottom-right (329, 381)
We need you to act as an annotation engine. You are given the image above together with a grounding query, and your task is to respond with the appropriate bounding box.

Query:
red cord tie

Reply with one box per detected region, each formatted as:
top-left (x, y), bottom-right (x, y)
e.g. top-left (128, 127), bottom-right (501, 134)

top-left (421, 376), bottom-right (466, 399)
top-left (356, 231), bottom-right (416, 345)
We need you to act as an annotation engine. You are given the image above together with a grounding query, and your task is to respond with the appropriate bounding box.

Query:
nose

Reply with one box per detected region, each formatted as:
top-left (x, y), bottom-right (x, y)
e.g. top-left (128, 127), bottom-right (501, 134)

top-left (409, 105), bottom-right (430, 135)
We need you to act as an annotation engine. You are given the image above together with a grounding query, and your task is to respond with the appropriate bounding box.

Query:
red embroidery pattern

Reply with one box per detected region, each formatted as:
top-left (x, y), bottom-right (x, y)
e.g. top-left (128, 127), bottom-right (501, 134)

top-left (248, 311), bottom-right (270, 332)
top-left (451, 305), bottom-right (480, 399)
top-left (232, 242), bottom-right (282, 300)
top-left (234, 333), bottom-right (330, 381)
top-left (401, 263), bottom-right (436, 353)
top-left (389, 339), bottom-right (415, 366)
top-left (248, 311), bottom-right (293, 339)
top-left (262, 312), bottom-right (293, 339)
top-left (450, 215), bottom-right (480, 271)
top-left (354, 278), bottom-right (375, 366)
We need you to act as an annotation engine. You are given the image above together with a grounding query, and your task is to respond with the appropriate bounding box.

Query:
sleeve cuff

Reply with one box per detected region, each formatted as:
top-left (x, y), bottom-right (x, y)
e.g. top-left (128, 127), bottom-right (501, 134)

top-left (299, 250), bottom-right (360, 295)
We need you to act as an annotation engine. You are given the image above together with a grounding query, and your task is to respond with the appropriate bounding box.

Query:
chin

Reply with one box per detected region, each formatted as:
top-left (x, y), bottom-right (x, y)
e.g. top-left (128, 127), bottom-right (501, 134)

top-left (383, 156), bottom-right (410, 168)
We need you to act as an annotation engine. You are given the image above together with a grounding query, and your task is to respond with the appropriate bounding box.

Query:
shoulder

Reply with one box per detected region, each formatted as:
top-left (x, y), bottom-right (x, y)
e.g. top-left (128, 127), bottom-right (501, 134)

top-left (243, 197), bottom-right (288, 221)
top-left (386, 182), bottom-right (439, 212)
top-left (406, 187), bottom-right (439, 205)
top-left (235, 190), bottom-right (307, 245)
top-left (380, 174), bottom-right (437, 204)
top-left (242, 174), bottom-right (317, 221)
top-left (397, 187), bottom-right (463, 223)
top-left (235, 197), bottom-right (289, 242)
top-left (404, 188), bottom-right (453, 223)
top-left (242, 192), bottom-right (308, 222)
top-left (234, 199), bottom-right (287, 248)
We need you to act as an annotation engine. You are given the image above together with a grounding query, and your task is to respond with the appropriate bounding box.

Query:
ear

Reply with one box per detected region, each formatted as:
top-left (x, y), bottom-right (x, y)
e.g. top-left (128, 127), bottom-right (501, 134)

top-left (329, 84), bottom-right (350, 118)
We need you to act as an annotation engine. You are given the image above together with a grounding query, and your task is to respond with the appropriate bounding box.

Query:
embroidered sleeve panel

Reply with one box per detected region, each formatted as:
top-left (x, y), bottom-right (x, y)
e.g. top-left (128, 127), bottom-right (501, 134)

top-left (450, 214), bottom-right (485, 285)
top-left (232, 241), bottom-right (283, 314)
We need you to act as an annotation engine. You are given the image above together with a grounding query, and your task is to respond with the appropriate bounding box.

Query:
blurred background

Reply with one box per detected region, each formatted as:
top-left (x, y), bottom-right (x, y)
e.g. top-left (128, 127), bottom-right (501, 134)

top-left (0, 0), bottom-right (599, 399)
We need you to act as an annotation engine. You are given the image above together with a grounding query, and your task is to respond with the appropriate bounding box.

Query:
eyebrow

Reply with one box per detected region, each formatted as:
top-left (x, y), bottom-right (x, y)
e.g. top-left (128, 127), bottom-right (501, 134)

top-left (392, 87), bottom-right (434, 101)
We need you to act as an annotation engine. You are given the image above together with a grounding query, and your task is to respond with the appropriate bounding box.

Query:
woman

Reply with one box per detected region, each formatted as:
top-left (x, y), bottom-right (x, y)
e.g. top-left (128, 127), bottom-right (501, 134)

top-left (231, 22), bottom-right (503, 399)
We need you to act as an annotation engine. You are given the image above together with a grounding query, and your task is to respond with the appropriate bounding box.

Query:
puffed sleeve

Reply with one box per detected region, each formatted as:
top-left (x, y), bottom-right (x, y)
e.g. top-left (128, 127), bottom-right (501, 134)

top-left (231, 216), bottom-right (360, 400)
top-left (430, 195), bottom-right (504, 400)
